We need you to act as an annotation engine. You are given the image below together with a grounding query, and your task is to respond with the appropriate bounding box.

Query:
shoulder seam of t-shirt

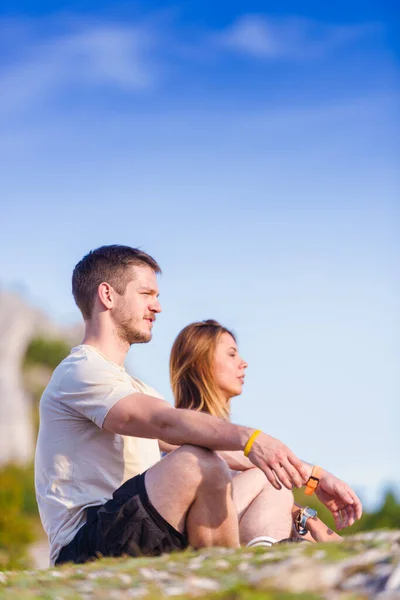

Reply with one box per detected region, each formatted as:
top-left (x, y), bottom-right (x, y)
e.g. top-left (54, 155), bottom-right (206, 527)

top-left (56, 347), bottom-right (95, 406)
top-left (57, 366), bottom-right (72, 396)
top-left (56, 345), bottom-right (91, 395)
top-left (129, 375), bottom-right (148, 393)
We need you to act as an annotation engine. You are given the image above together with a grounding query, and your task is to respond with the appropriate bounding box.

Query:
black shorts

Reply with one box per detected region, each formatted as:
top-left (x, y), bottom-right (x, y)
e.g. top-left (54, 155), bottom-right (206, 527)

top-left (55, 471), bottom-right (188, 565)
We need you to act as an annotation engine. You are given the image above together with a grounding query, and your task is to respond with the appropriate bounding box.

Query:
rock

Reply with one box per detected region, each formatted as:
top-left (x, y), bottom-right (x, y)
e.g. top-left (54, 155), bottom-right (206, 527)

top-left (187, 576), bottom-right (221, 591)
top-left (384, 564), bottom-right (400, 591)
top-left (214, 559), bottom-right (230, 569)
top-left (250, 561), bottom-right (342, 593)
top-left (0, 290), bottom-right (81, 466)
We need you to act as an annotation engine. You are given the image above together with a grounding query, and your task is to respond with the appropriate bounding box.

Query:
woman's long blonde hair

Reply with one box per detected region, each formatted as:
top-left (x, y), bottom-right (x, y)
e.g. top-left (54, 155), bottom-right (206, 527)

top-left (170, 319), bottom-right (236, 421)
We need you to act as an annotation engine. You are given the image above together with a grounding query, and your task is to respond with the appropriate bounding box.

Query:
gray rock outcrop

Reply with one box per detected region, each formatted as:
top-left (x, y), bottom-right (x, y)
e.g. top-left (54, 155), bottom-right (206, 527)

top-left (0, 290), bottom-right (81, 466)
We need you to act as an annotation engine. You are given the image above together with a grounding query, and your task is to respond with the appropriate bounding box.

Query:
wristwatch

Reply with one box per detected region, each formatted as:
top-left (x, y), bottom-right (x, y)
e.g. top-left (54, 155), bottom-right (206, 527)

top-left (295, 506), bottom-right (318, 536)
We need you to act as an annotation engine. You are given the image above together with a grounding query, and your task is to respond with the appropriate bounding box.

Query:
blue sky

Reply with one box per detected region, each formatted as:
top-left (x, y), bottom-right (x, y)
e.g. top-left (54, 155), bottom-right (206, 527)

top-left (1, 1), bottom-right (399, 511)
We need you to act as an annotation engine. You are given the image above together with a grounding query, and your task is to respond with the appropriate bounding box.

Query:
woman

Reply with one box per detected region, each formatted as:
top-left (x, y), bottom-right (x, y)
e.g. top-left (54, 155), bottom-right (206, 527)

top-left (169, 319), bottom-right (342, 546)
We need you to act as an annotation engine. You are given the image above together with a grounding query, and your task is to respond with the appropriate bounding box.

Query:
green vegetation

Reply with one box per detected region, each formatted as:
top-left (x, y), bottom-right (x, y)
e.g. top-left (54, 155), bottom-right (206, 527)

top-left (357, 489), bottom-right (400, 531)
top-left (23, 336), bottom-right (70, 371)
top-left (0, 587), bottom-right (325, 600)
top-left (0, 465), bottom-right (36, 570)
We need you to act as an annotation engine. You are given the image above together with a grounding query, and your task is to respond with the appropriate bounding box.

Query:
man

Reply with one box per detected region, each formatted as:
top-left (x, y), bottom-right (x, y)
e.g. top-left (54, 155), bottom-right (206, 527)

top-left (35, 245), bottom-right (362, 566)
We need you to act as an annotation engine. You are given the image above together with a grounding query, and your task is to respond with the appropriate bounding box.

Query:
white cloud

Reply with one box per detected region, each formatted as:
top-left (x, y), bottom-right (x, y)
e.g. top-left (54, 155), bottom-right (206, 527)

top-left (0, 19), bottom-right (157, 115)
top-left (215, 15), bottom-right (283, 58)
top-left (0, 12), bottom-right (384, 119)
top-left (215, 14), bottom-right (379, 60)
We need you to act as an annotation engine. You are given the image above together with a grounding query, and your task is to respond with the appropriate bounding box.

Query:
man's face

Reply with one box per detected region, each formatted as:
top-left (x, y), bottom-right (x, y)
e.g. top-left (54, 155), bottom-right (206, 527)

top-left (111, 265), bottom-right (161, 345)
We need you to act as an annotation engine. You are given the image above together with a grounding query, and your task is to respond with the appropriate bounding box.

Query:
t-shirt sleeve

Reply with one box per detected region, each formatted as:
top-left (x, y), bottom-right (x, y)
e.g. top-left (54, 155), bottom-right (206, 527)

top-left (57, 359), bottom-right (135, 429)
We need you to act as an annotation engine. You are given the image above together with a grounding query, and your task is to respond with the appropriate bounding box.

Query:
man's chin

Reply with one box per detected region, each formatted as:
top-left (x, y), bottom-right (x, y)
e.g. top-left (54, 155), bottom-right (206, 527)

top-left (129, 332), bottom-right (152, 345)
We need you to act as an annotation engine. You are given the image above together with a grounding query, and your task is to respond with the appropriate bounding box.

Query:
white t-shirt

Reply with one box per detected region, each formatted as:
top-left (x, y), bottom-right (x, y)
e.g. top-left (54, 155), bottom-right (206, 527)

top-left (34, 344), bottom-right (162, 566)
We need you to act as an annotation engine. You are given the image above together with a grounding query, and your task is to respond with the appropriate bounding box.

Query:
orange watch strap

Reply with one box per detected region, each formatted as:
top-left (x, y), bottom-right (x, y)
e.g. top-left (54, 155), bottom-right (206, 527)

top-left (304, 465), bottom-right (322, 495)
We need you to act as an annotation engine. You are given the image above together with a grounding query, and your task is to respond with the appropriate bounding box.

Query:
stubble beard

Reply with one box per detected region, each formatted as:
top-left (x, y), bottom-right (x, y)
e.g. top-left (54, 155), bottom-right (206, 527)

top-left (112, 304), bottom-right (151, 346)
top-left (120, 322), bottom-right (151, 345)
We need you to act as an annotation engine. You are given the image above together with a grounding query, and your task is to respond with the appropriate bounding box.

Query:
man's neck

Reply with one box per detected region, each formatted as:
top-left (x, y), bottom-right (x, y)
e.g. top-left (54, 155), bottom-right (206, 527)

top-left (82, 322), bottom-right (130, 367)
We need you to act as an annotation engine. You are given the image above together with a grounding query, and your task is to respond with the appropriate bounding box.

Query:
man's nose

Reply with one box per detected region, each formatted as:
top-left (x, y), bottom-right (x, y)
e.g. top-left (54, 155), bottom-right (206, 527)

top-left (151, 299), bottom-right (162, 313)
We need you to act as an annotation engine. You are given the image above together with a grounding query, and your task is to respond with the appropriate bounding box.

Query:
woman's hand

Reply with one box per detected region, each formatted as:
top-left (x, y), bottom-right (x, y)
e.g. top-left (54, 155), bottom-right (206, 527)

top-left (315, 472), bottom-right (362, 530)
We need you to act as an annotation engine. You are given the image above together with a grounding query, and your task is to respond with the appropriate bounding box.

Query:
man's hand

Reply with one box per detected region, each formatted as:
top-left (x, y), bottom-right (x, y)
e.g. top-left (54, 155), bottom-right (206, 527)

top-left (315, 472), bottom-right (362, 530)
top-left (248, 433), bottom-right (309, 490)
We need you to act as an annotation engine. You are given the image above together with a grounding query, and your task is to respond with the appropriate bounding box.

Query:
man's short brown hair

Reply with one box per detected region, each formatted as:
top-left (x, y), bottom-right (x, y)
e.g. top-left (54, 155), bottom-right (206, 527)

top-left (72, 245), bottom-right (161, 319)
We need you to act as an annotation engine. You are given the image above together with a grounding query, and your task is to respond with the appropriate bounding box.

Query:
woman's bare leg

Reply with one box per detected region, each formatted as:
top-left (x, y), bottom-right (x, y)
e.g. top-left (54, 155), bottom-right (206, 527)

top-left (232, 468), bottom-right (293, 545)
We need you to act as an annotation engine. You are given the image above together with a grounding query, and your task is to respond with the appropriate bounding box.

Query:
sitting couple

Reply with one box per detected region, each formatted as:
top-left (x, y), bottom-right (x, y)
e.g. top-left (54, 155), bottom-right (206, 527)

top-left (35, 245), bottom-right (362, 567)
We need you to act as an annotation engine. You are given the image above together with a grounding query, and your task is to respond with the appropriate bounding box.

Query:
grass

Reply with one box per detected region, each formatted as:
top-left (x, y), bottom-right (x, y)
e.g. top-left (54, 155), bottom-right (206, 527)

top-left (0, 531), bottom-right (397, 600)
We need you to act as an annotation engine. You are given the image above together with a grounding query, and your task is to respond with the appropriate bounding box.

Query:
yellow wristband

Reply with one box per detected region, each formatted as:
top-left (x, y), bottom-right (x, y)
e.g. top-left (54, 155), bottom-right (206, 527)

top-left (243, 430), bottom-right (262, 457)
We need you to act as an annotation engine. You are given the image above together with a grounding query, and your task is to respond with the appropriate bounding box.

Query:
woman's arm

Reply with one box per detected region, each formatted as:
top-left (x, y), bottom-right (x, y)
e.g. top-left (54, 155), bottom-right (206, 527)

top-left (291, 504), bottom-right (343, 543)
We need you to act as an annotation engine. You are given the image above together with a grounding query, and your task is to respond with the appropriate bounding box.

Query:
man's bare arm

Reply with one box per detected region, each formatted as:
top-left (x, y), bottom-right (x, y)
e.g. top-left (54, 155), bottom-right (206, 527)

top-left (104, 393), bottom-right (250, 450)
top-left (103, 393), bottom-right (308, 489)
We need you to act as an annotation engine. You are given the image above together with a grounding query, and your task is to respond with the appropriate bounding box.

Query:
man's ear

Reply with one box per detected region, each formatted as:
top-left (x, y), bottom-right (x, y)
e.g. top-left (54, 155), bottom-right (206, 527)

top-left (97, 282), bottom-right (115, 310)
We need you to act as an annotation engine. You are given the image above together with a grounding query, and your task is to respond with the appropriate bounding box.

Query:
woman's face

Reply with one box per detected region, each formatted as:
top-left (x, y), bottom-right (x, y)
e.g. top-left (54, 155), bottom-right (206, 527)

top-left (213, 332), bottom-right (248, 401)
